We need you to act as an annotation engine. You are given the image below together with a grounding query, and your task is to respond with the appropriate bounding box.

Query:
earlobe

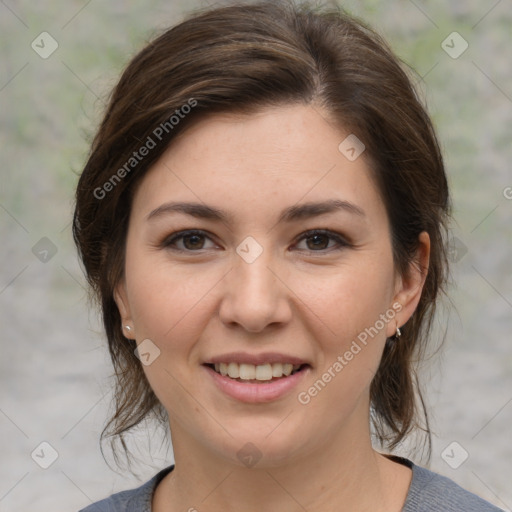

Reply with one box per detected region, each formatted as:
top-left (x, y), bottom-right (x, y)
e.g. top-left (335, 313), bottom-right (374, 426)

top-left (390, 231), bottom-right (430, 334)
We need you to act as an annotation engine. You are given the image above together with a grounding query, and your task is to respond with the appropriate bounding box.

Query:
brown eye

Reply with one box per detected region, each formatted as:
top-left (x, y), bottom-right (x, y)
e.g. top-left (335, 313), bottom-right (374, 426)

top-left (162, 230), bottom-right (217, 252)
top-left (305, 233), bottom-right (330, 250)
top-left (181, 233), bottom-right (206, 250)
top-left (294, 229), bottom-right (350, 252)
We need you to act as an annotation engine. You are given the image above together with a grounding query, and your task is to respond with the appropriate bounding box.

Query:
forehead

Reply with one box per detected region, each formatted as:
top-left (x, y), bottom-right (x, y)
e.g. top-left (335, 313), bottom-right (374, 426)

top-left (131, 104), bottom-right (386, 227)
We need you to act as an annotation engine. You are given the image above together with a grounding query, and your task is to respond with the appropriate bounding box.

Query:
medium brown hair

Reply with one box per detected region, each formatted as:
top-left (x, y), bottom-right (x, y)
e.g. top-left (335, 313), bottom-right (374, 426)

top-left (72, 0), bottom-right (450, 466)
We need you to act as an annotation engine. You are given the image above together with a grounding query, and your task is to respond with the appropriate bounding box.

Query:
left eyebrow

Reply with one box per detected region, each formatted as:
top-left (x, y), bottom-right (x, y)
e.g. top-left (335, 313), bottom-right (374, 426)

top-left (146, 199), bottom-right (366, 224)
top-left (278, 199), bottom-right (366, 222)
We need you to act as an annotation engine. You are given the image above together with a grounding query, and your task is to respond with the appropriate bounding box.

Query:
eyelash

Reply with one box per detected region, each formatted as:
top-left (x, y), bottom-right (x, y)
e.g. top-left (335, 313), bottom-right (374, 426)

top-left (160, 229), bottom-right (351, 254)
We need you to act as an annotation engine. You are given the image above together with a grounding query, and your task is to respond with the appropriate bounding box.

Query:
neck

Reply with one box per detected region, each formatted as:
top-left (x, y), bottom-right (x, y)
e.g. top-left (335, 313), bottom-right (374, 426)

top-left (153, 412), bottom-right (411, 511)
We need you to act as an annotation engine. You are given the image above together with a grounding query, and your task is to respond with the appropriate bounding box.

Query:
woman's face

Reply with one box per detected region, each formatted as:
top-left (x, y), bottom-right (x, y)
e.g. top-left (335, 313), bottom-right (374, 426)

top-left (115, 104), bottom-right (426, 467)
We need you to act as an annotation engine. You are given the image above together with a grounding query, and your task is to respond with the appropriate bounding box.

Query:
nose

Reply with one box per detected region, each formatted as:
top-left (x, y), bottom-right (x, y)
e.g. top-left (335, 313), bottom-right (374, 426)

top-left (218, 246), bottom-right (292, 333)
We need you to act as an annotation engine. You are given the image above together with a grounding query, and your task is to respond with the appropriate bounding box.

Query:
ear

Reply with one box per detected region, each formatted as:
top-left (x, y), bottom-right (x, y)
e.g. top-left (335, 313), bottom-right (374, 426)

top-left (387, 231), bottom-right (430, 337)
top-left (114, 279), bottom-right (135, 339)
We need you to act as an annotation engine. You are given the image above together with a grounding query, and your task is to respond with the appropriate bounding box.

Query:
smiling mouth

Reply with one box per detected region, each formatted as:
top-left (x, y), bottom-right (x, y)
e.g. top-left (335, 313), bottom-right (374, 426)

top-left (204, 362), bottom-right (309, 382)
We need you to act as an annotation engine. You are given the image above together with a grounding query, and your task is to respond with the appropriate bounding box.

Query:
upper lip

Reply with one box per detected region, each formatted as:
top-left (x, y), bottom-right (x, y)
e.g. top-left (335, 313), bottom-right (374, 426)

top-left (204, 352), bottom-right (310, 366)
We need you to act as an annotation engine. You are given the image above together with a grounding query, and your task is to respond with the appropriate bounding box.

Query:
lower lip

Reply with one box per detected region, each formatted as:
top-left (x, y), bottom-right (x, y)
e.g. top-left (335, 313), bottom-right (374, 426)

top-left (203, 365), bottom-right (310, 403)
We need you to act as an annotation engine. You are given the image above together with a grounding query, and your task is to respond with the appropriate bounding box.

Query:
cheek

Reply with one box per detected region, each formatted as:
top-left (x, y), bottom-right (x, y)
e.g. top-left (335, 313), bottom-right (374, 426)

top-left (294, 271), bottom-right (394, 428)
top-left (304, 257), bottom-right (395, 398)
top-left (313, 261), bottom-right (395, 343)
top-left (124, 247), bottom-right (217, 342)
top-left (123, 253), bottom-right (216, 414)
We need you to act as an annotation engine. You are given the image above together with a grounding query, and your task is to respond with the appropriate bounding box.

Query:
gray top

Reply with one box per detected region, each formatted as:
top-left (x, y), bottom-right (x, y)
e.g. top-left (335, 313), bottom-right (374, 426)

top-left (78, 457), bottom-right (504, 511)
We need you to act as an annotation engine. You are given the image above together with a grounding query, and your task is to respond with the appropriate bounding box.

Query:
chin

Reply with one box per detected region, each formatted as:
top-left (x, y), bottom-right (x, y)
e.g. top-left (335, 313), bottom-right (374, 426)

top-left (205, 418), bottom-right (316, 469)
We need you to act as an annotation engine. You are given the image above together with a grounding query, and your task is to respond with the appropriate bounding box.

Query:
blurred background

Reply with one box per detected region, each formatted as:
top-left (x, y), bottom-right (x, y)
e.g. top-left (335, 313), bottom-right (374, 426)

top-left (1, 0), bottom-right (511, 510)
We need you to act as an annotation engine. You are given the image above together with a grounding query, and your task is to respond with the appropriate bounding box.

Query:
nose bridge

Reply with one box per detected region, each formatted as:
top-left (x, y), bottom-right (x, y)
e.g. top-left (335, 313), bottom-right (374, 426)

top-left (236, 243), bottom-right (276, 292)
top-left (219, 236), bottom-right (291, 331)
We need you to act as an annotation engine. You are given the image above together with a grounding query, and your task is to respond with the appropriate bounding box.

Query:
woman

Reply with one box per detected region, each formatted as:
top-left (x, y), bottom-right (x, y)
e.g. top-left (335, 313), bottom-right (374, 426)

top-left (73, 1), bottom-right (503, 510)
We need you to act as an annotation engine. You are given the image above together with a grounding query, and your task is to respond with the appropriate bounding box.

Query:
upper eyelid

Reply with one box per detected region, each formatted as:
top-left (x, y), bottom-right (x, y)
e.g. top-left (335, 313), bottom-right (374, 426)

top-left (164, 229), bottom-right (218, 245)
top-left (162, 228), bottom-right (349, 250)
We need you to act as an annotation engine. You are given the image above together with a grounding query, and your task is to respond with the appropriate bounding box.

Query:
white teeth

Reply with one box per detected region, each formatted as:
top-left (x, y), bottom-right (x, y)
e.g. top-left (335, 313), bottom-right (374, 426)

top-left (255, 364), bottom-right (273, 381)
top-left (239, 363), bottom-right (256, 380)
top-left (272, 363), bottom-right (283, 377)
top-left (282, 363), bottom-right (293, 376)
top-left (211, 362), bottom-right (303, 381)
top-left (227, 362), bottom-right (240, 379)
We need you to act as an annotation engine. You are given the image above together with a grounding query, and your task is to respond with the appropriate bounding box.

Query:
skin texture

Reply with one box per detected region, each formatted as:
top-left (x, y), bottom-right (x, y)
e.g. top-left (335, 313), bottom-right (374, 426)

top-left (115, 104), bottom-right (430, 511)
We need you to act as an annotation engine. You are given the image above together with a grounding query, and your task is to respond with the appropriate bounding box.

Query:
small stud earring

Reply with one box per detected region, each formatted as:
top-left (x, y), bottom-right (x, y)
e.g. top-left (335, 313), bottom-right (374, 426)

top-left (124, 325), bottom-right (132, 333)
top-left (395, 326), bottom-right (401, 338)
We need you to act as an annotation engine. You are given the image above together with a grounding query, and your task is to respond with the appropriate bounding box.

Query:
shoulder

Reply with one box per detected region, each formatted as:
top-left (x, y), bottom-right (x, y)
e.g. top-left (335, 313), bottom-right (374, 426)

top-left (78, 465), bottom-right (174, 512)
top-left (403, 460), bottom-right (504, 512)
